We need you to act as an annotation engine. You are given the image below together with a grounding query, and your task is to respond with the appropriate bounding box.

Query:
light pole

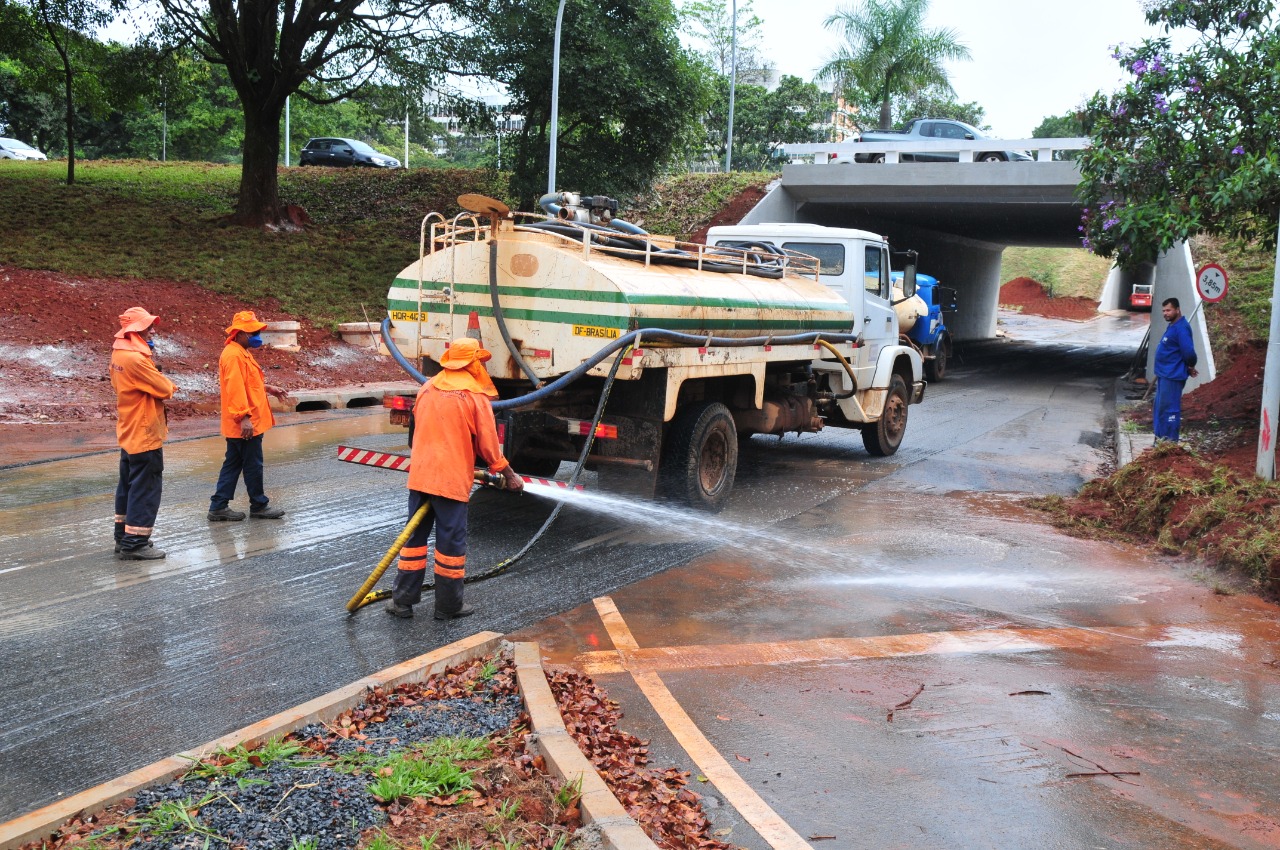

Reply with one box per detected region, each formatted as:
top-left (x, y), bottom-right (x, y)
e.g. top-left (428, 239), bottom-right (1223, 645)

top-left (547, 0), bottom-right (568, 194)
top-left (284, 95), bottom-right (291, 166)
top-left (724, 0), bottom-right (737, 172)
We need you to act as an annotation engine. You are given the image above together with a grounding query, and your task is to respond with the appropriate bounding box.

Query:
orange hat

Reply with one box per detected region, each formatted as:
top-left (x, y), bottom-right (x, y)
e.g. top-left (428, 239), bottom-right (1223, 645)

top-left (438, 337), bottom-right (492, 370)
top-left (115, 307), bottom-right (159, 338)
top-left (225, 310), bottom-right (268, 335)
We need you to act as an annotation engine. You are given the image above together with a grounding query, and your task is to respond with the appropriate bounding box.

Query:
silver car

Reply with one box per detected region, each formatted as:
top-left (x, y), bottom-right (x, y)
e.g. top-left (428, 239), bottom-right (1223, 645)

top-left (0, 138), bottom-right (47, 161)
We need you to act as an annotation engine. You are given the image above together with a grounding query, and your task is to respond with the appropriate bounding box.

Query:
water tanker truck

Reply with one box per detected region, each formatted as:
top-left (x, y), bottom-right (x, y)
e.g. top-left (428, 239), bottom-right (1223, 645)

top-left (376, 193), bottom-right (926, 512)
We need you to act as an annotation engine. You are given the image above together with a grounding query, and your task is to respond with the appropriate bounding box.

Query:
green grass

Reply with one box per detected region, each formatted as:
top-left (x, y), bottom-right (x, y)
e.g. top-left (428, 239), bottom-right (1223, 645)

top-left (366, 749), bottom-right (477, 803)
top-left (0, 159), bottom-right (510, 327)
top-left (183, 737), bottom-right (317, 785)
top-left (1000, 246), bottom-right (1115, 298)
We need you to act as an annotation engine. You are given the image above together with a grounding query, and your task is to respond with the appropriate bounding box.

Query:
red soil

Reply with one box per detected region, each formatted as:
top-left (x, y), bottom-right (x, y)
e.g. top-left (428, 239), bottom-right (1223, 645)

top-left (999, 276), bottom-right (1101, 321)
top-left (0, 265), bottom-right (407, 426)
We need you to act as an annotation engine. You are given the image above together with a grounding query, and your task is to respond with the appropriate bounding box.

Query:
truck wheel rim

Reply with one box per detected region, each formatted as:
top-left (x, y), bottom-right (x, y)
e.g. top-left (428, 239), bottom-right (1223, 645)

top-left (699, 430), bottom-right (729, 494)
top-left (886, 394), bottom-right (907, 437)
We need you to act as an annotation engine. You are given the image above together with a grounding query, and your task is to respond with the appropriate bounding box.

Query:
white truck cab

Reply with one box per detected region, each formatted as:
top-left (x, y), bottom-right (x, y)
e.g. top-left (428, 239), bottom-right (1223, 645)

top-left (706, 223), bottom-right (913, 389)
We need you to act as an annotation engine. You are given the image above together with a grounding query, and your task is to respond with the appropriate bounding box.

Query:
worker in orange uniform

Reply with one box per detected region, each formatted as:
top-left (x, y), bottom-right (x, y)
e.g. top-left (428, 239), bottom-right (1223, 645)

top-left (207, 311), bottom-right (291, 521)
top-left (111, 307), bottom-right (177, 560)
top-left (386, 338), bottom-right (522, 621)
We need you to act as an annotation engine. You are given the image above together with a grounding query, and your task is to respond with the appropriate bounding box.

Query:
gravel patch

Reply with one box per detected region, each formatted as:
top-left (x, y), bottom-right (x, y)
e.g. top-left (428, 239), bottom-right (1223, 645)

top-left (130, 766), bottom-right (377, 850)
top-left (299, 691), bottom-right (524, 757)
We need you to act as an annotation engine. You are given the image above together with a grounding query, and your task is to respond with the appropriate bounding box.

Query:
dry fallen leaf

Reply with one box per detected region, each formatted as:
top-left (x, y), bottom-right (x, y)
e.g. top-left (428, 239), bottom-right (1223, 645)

top-left (734, 754), bottom-right (751, 763)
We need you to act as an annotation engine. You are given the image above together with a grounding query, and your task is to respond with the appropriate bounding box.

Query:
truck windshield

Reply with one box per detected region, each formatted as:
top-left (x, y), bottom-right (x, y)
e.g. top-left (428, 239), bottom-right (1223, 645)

top-left (781, 242), bottom-right (844, 275)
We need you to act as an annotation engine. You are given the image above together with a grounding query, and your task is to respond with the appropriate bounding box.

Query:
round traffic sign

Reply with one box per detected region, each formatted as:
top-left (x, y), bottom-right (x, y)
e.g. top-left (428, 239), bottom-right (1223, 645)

top-left (1196, 264), bottom-right (1229, 303)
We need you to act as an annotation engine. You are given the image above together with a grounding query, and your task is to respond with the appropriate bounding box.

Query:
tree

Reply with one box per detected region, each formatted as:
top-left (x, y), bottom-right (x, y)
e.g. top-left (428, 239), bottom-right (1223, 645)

top-left (700, 74), bottom-right (834, 170)
top-left (465, 0), bottom-right (710, 207)
top-left (1031, 110), bottom-right (1092, 161)
top-left (151, 0), bottom-right (467, 226)
top-left (680, 0), bottom-right (773, 84)
top-left (1077, 0), bottom-right (1280, 266)
top-left (818, 0), bottom-right (970, 131)
top-left (0, 0), bottom-right (118, 182)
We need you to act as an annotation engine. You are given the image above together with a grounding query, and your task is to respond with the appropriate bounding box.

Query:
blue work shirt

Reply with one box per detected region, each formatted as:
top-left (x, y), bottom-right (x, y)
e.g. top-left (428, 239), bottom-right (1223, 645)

top-left (1154, 316), bottom-right (1197, 381)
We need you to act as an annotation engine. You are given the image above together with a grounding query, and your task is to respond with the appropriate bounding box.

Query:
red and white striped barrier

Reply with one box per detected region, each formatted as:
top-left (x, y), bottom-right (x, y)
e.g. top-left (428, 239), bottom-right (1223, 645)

top-left (336, 445), bottom-right (410, 471)
top-left (336, 445), bottom-right (584, 491)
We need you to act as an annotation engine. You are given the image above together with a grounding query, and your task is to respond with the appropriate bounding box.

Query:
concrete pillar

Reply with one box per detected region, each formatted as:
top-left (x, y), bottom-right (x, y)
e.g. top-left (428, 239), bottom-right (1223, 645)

top-left (1149, 241), bottom-right (1215, 391)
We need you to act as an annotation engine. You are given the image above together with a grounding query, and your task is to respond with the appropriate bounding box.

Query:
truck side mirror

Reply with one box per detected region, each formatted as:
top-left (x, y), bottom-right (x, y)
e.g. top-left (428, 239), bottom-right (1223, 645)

top-left (901, 267), bottom-right (917, 298)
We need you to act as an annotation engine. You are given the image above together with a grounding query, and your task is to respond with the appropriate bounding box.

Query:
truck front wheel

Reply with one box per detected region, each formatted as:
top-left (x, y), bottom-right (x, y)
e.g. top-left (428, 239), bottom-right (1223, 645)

top-left (862, 374), bottom-right (909, 456)
top-left (660, 401), bottom-right (738, 512)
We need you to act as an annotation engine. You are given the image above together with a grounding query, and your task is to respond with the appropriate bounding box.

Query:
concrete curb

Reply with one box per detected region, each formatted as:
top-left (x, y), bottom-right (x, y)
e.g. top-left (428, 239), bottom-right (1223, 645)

top-left (513, 642), bottom-right (659, 850)
top-left (274, 381), bottom-right (417, 413)
top-left (0, 632), bottom-right (503, 850)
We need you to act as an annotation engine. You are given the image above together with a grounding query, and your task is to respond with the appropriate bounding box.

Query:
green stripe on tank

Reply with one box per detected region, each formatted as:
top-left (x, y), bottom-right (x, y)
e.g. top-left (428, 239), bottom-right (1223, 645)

top-left (386, 301), bottom-right (850, 332)
top-left (390, 281), bottom-right (851, 316)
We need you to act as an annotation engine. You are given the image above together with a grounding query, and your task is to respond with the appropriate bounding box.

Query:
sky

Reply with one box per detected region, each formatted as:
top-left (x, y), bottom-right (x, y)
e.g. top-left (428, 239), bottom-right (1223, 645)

top-left (733, 0), bottom-right (1189, 139)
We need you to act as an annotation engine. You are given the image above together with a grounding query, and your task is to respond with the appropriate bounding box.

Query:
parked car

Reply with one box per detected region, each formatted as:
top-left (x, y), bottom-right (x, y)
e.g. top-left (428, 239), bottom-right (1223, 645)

top-left (0, 138), bottom-right (48, 161)
top-left (299, 137), bottom-right (400, 168)
top-left (829, 119), bottom-right (1032, 164)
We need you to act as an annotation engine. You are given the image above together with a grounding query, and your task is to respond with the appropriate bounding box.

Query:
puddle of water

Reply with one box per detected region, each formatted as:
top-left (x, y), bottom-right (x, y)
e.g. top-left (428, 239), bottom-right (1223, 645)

top-left (826, 572), bottom-right (1042, 590)
top-left (1146, 626), bottom-right (1243, 655)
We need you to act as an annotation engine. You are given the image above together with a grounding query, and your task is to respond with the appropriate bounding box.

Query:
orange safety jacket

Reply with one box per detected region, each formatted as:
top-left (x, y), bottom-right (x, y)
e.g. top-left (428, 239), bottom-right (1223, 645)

top-left (219, 341), bottom-right (275, 439)
top-left (407, 384), bottom-right (509, 502)
top-left (110, 346), bottom-right (176, 454)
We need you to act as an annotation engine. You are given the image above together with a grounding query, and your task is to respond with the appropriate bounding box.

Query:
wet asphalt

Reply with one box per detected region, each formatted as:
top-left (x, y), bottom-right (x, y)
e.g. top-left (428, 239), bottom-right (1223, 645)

top-left (3, 311), bottom-right (1279, 848)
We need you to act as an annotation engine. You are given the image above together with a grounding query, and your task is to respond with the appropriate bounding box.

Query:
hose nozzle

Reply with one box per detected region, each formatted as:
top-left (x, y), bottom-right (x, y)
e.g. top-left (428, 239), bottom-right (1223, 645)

top-left (473, 469), bottom-right (508, 489)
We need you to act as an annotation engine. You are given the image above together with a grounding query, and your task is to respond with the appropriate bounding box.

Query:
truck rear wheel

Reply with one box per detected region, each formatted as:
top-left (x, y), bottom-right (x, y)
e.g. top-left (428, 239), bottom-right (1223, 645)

top-left (862, 374), bottom-right (909, 456)
top-left (659, 401), bottom-right (738, 512)
top-left (925, 340), bottom-right (947, 381)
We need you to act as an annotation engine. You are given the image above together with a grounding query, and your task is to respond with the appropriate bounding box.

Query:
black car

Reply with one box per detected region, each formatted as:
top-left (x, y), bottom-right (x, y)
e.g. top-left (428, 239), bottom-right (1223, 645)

top-left (299, 137), bottom-right (400, 168)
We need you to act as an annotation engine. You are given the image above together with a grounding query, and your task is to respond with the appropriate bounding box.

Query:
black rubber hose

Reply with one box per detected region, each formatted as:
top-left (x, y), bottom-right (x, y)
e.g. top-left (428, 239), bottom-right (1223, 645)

top-left (383, 316), bottom-right (861, 412)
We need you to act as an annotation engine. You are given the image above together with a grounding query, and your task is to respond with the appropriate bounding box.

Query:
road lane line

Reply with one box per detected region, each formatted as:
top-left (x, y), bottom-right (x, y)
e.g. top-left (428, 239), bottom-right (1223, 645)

top-left (592, 596), bottom-right (814, 850)
top-left (574, 624), bottom-right (1147, 675)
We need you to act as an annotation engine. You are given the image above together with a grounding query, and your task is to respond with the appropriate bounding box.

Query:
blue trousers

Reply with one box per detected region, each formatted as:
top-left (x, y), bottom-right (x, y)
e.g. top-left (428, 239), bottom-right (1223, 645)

top-left (1153, 376), bottom-right (1186, 442)
top-left (209, 435), bottom-right (269, 511)
top-left (115, 448), bottom-right (164, 551)
top-left (391, 490), bottom-right (469, 613)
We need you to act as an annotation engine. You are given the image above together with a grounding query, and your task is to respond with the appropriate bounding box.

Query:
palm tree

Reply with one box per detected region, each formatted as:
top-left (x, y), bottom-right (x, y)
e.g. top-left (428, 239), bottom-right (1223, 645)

top-left (818, 0), bottom-right (970, 130)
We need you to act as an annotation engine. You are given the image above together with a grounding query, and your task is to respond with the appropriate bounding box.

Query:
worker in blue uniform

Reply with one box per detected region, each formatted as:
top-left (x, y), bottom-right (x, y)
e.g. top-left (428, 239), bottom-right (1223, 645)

top-left (1153, 297), bottom-right (1199, 442)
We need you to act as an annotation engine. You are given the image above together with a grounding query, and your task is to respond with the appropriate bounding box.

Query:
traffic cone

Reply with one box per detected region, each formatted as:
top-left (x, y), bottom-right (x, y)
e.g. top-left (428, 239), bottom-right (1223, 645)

top-left (466, 311), bottom-right (482, 342)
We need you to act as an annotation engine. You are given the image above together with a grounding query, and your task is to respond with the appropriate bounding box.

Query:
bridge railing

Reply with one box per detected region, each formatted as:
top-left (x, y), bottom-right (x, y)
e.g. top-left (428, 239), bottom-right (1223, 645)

top-left (781, 137), bottom-right (1090, 164)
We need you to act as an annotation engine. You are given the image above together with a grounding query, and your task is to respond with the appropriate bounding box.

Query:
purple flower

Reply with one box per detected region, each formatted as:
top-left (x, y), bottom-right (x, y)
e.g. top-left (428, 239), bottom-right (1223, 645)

top-left (1232, 145), bottom-right (1245, 155)
top-left (1188, 77), bottom-right (1201, 93)
top-left (1154, 93), bottom-right (1169, 113)
top-left (1238, 10), bottom-right (1248, 23)
top-left (1103, 217), bottom-right (1120, 231)
top-left (1131, 58), bottom-right (1149, 75)
top-left (1114, 103), bottom-right (1128, 117)
top-left (1111, 44), bottom-right (1125, 60)
top-left (1151, 56), bottom-right (1165, 75)
top-left (1082, 237), bottom-right (1093, 250)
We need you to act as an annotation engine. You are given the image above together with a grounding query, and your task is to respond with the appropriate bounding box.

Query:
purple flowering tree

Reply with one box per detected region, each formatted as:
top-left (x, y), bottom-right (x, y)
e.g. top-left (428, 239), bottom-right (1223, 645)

top-left (1077, 0), bottom-right (1280, 266)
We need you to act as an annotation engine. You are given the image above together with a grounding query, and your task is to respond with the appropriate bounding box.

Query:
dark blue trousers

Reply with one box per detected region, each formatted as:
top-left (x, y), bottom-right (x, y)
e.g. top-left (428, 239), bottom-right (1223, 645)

top-left (209, 435), bottom-right (269, 511)
top-left (115, 448), bottom-right (164, 551)
top-left (391, 490), bottom-right (469, 613)
top-left (1153, 376), bottom-right (1186, 442)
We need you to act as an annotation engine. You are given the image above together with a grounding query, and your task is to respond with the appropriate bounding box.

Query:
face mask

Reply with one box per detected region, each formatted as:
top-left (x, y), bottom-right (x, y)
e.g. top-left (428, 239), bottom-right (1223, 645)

top-left (248, 333), bottom-right (263, 349)
top-left (146, 338), bottom-right (156, 351)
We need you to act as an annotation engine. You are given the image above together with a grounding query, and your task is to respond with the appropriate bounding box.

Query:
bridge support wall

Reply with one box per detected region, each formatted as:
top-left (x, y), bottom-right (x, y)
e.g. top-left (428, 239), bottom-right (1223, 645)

top-left (1150, 242), bottom-right (1215, 391)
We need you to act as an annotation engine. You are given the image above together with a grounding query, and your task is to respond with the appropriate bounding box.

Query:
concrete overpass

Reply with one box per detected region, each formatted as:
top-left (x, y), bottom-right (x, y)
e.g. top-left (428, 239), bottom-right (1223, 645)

top-left (755, 140), bottom-right (1214, 388)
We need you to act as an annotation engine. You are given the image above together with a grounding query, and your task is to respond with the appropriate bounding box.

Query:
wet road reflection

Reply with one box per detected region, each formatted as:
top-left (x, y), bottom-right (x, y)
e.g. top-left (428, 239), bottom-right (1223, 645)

top-left (6, 313), bottom-right (1276, 848)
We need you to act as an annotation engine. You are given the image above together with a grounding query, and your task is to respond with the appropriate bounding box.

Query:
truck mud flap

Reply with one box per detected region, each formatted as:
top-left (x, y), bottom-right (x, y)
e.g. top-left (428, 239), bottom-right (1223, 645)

top-left (911, 381), bottom-right (926, 404)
